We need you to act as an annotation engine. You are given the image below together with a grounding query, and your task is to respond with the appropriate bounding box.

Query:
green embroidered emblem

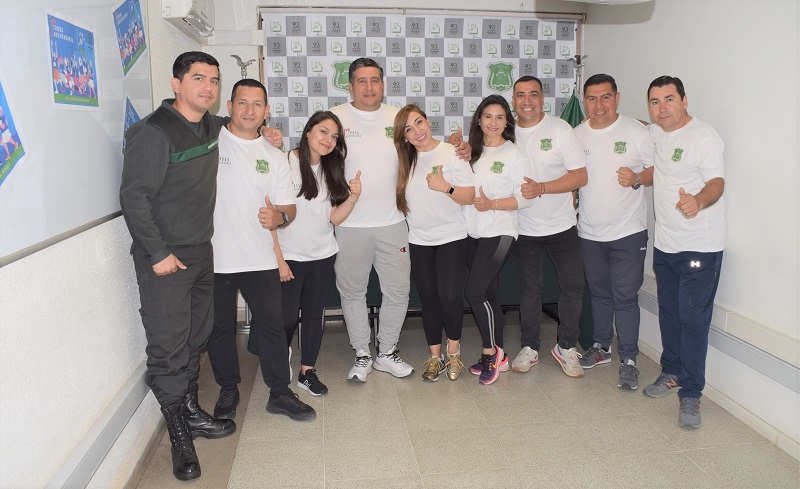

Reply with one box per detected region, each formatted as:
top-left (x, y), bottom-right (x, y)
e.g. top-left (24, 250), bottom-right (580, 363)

top-left (490, 161), bottom-right (504, 174)
top-left (672, 148), bottom-right (683, 162)
top-left (486, 62), bottom-right (515, 93)
top-left (385, 127), bottom-right (394, 138)
top-left (540, 139), bottom-right (552, 151)
top-left (614, 141), bottom-right (627, 154)
top-left (256, 159), bottom-right (269, 174)
top-left (431, 166), bottom-right (439, 175)
top-left (331, 60), bottom-right (351, 93)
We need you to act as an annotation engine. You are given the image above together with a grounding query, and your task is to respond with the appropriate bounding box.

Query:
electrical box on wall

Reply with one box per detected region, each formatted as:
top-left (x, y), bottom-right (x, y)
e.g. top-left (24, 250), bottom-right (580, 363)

top-left (162, 0), bottom-right (215, 42)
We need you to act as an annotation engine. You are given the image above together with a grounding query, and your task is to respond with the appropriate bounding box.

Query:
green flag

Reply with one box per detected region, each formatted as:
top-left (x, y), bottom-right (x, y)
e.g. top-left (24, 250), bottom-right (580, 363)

top-left (560, 89), bottom-right (584, 128)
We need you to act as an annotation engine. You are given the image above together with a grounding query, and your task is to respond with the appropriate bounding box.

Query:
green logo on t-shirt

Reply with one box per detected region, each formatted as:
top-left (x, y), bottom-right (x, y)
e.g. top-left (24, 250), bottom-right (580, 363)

top-left (540, 138), bottom-right (552, 151)
top-left (491, 161), bottom-right (504, 174)
top-left (614, 141), bottom-right (627, 154)
top-left (671, 148), bottom-right (683, 162)
top-left (256, 159), bottom-right (269, 174)
top-left (385, 127), bottom-right (394, 138)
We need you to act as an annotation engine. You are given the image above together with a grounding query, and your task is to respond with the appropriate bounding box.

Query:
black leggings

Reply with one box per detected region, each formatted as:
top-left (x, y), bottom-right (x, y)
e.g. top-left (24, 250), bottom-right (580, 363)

top-left (465, 236), bottom-right (515, 349)
top-left (281, 255), bottom-right (336, 367)
top-left (410, 238), bottom-right (468, 347)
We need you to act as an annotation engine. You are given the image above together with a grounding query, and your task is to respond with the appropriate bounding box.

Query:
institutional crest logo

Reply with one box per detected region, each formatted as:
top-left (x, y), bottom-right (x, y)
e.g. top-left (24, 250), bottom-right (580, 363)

top-left (385, 127), bottom-right (394, 138)
top-left (491, 161), bottom-right (504, 174)
top-left (540, 139), bottom-right (553, 151)
top-left (672, 148), bottom-right (683, 162)
top-left (487, 62), bottom-right (515, 93)
top-left (256, 159), bottom-right (269, 174)
top-left (614, 141), bottom-right (627, 154)
top-left (332, 60), bottom-right (351, 93)
top-left (431, 166), bottom-right (439, 175)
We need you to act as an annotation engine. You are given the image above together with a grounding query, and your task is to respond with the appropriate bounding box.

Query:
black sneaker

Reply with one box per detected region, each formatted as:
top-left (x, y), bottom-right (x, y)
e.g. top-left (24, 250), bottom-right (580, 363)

top-left (266, 390), bottom-right (316, 421)
top-left (213, 385), bottom-right (240, 419)
top-left (297, 369), bottom-right (329, 396)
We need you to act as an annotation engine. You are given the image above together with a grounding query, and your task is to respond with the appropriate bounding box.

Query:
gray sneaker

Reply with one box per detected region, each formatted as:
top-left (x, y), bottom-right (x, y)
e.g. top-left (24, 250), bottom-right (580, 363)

top-left (643, 372), bottom-right (680, 398)
top-left (679, 397), bottom-right (702, 428)
top-left (617, 359), bottom-right (639, 390)
top-left (579, 343), bottom-right (612, 369)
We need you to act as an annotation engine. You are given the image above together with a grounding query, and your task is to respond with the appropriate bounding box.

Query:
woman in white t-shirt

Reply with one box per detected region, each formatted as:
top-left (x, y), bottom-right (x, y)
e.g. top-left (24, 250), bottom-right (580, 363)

top-left (463, 94), bottom-right (532, 386)
top-left (393, 105), bottom-right (475, 382)
top-left (275, 111), bottom-right (361, 396)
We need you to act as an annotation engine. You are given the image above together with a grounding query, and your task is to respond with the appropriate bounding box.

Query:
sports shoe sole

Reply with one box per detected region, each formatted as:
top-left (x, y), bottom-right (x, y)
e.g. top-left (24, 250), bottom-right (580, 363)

top-left (643, 385), bottom-right (680, 398)
top-left (618, 380), bottom-right (638, 390)
top-left (373, 361), bottom-right (414, 378)
top-left (580, 357), bottom-right (612, 369)
top-left (470, 359), bottom-right (510, 375)
top-left (511, 358), bottom-right (539, 373)
top-left (266, 403), bottom-right (316, 421)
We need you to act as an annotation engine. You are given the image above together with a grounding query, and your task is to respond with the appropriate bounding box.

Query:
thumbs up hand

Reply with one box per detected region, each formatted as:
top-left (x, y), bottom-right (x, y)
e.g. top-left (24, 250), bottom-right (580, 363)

top-left (449, 127), bottom-right (472, 161)
top-left (474, 186), bottom-right (496, 212)
top-left (426, 166), bottom-right (449, 192)
top-left (675, 187), bottom-right (699, 218)
top-left (521, 176), bottom-right (541, 199)
top-left (349, 170), bottom-right (362, 197)
top-left (258, 195), bottom-right (282, 229)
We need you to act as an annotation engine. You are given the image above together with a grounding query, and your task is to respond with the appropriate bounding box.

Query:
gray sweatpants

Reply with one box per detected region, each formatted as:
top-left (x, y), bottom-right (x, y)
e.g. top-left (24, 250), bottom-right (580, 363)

top-left (334, 221), bottom-right (410, 354)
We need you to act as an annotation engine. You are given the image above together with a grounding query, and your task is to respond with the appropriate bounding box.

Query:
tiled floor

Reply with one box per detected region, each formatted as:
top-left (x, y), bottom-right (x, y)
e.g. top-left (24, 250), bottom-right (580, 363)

top-left (135, 313), bottom-right (800, 488)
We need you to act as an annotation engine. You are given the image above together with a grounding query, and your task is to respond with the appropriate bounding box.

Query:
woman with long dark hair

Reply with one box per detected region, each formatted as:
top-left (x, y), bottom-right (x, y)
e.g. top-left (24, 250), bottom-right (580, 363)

top-left (393, 105), bottom-right (475, 381)
top-left (463, 95), bottom-right (532, 385)
top-left (276, 111), bottom-right (360, 396)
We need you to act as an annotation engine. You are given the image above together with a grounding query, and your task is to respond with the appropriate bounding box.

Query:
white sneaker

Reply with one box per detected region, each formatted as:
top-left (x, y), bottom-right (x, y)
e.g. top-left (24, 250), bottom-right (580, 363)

top-left (373, 345), bottom-right (414, 378)
top-left (511, 346), bottom-right (540, 373)
top-left (347, 348), bottom-right (373, 382)
top-left (551, 344), bottom-right (584, 378)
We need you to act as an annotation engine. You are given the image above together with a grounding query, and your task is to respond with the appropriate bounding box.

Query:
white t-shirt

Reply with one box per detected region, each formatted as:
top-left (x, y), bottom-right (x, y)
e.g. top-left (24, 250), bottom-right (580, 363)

top-left (277, 151), bottom-right (339, 261)
top-left (651, 118), bottom-right (725, 253)
top-left (516, 114), bottom-right (586, 236)
top-left (464, 141), bottom-right (531, 239)
top-left (574, 115), bottom-right (655, 242)
top-left (213, 126), bottom-right (294, 273)
top-left (405, 142), bottom-right (473, 246)
top-left (330, 103), bottom-right (404, 228)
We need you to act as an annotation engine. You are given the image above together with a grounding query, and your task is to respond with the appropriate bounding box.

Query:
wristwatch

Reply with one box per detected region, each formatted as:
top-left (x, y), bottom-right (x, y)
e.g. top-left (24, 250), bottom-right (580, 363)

top-left (632, 173), bottom-right (642, 190)
top-left (447, 185), bottom-right (455, 195)
top-left (278, 211), bottom-right (289, 228)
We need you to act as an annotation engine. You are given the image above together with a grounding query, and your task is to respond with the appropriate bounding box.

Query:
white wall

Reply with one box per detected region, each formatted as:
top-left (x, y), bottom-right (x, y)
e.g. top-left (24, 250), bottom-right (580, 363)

top-left (583, 0), bottom-right (799, 458)
top-left (0, 218), bottom-right (146, 488)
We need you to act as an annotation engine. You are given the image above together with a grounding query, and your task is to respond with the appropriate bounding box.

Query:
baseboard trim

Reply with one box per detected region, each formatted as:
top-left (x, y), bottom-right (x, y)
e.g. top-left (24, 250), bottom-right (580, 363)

top-left (638, 290), bottom-right (799, 394)
top-left (639, 322), bottom-right (800, 462)
top-left (47, 362), bottom-right (150, 489)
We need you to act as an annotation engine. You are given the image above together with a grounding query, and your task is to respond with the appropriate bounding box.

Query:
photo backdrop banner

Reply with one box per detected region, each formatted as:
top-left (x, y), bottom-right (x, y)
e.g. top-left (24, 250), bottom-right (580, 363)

top-left (261, 10), bottom-right (579, 150)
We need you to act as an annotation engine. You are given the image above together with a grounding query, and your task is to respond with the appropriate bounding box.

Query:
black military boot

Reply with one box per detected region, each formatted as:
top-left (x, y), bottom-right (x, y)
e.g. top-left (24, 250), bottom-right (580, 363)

top-left (161, 403), bottom-right (201, 481)
top-left (182, 382), bottom-right (236, 439)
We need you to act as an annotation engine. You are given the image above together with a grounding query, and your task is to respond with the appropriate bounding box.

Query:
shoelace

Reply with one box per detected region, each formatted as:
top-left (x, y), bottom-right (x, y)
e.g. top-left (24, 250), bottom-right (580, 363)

top-left (655, 372), bottom-right (677, 386)
top-left (384, 350), bottom-right (404, 363)
top-left (354, 355), bottom-right (371, 367)
top-left (445, 354), bottom-right (463, 370)
top-left (681, 398), bottom-right (700, 415)
top-left (423, 356), bottom-right (442, 373)
top-left (480, 354), bottom-right (493, 374)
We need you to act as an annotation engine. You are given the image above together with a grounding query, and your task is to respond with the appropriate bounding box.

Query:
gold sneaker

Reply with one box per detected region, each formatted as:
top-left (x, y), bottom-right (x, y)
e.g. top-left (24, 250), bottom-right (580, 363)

top-left (422, 356), bottom-right (445, 382)
top-left (444, 350), bottom-right (464, 381)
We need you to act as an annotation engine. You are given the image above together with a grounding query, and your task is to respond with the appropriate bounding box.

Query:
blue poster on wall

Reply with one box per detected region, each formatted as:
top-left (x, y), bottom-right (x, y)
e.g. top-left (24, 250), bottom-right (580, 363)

top-left (114, 0), bottom-right (147, 75)
top-left (0, 78), bottom-right (26, 187)
top-left (122, 96), bottom-right (140, 152)
top-left (48, 12), bottom-right (99, 108)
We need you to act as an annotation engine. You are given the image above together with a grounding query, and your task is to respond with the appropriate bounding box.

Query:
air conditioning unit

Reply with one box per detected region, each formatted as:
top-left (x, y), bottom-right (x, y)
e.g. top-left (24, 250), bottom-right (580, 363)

top-left (162, 0), bottom-right (215, 42)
